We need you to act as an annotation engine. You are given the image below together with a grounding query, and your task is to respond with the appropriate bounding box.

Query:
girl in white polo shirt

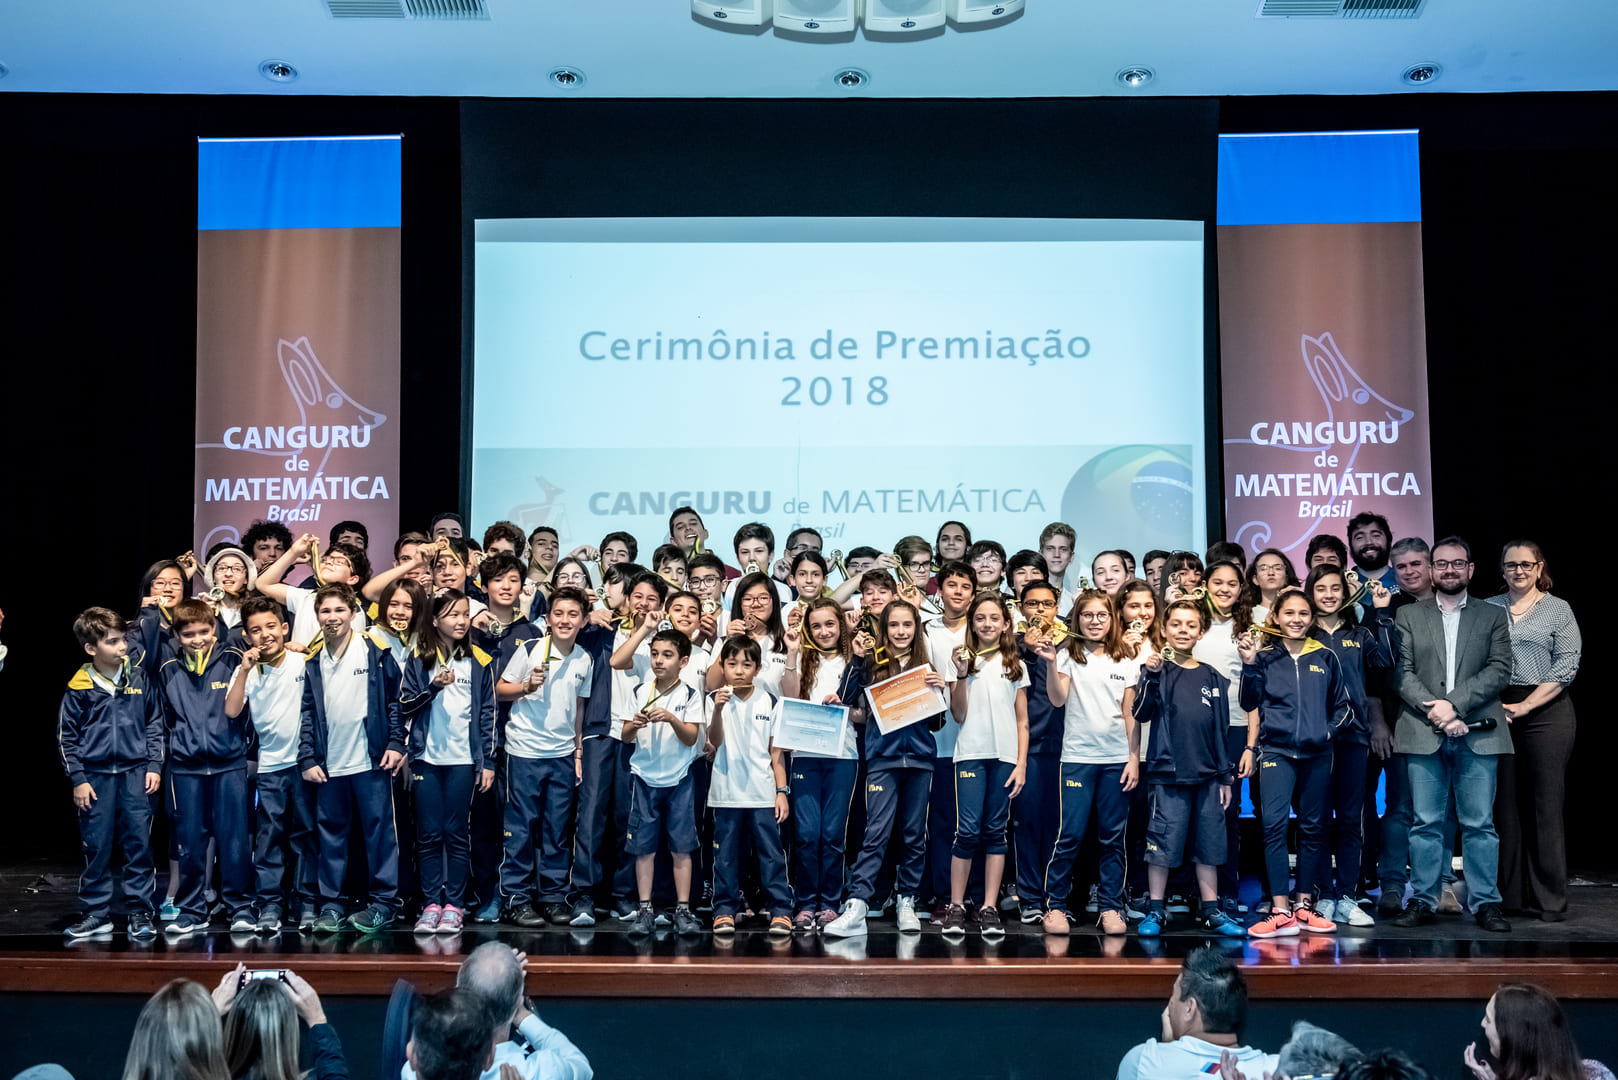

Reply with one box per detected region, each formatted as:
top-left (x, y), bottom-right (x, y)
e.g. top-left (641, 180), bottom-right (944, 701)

top-left (1033, 589), bottom-right (1140, 936)
top-left (943, 592), bottom-right (1028, 939)
top-left (400, 590), bottom-right (496, 935)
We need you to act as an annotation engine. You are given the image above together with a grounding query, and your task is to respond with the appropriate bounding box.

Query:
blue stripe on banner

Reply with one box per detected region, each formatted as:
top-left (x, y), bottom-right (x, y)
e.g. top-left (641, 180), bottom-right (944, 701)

top-left (198, 136), bottom-right (402, 230)
top-left (1216, 130), bottom-right (1421, 226)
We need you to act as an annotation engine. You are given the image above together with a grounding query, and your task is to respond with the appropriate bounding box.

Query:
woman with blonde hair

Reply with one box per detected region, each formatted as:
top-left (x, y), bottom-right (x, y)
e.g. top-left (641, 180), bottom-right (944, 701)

top-left (222, 967), bottom-right (350, 1080)
top-left (121, 979), bottom-right (227, 1080)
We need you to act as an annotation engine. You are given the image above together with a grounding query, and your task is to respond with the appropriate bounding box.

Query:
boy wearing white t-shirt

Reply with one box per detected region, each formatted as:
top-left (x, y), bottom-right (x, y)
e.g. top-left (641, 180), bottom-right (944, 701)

top-left (495, 587), bottom-right (593, 928)
top-left (622, 629), bottom-right (706, 937)
top-left (254, 532), bottom-right (370, 648)
top-left (297, 584), bottom-right (406, 934)
top-left (707, 636), bottom-right (794, 937)
top-left (226, 597), bottom-right (315, 933)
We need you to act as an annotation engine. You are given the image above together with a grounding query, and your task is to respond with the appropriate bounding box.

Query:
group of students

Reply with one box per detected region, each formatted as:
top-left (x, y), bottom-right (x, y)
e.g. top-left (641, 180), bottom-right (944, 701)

top-left (55, 505), bottom-right (1572, 941)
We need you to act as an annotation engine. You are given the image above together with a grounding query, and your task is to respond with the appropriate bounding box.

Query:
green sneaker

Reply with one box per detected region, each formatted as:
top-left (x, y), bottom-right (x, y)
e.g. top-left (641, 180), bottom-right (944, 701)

top-left (312, 910), bottom-right (344, 934)
top-left (349, 906), bottom-right (392, 933)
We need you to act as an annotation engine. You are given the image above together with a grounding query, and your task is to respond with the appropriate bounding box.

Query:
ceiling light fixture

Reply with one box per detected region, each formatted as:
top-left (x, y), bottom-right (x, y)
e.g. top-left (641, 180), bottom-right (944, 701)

top-left (693, 0), bottom-right (1021, 36)
top-left (1115, 66), bottom-right (1155, 88)
top-left (833, 68), bottom-right (871, 90)
top-left (549, 67), bottom-right (586, 89)
top-left (258, 59), bottom-right (299, 84)
top-left (1401, 62), bottom-right (1441, 85)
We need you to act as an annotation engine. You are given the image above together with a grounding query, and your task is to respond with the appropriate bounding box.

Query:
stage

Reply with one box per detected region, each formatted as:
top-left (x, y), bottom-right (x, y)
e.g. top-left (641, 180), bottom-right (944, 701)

top-left (4, 862), bottom-right (1618, 1079)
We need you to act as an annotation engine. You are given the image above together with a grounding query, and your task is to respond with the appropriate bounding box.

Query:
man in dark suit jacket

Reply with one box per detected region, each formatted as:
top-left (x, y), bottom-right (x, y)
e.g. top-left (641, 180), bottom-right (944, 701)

top-left (1390, 536), bottom-right (1513, 932)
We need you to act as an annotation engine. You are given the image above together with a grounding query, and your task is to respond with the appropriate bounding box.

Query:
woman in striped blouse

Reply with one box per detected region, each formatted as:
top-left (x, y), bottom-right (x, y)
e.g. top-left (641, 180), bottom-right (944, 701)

top-left (1483, 540), bottom-right (1581, 921)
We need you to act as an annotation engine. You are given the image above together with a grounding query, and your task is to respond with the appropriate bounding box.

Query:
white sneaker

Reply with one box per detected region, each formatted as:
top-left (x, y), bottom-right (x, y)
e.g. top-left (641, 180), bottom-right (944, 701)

top-left (1314, 898), bottom-right (1336, 922)
top-left (895, 895), bottom-right (921, 934)
top-left (1339, 902), bottom-right (1376, 927)
top-left (823, 898), bottom-right (869, 938)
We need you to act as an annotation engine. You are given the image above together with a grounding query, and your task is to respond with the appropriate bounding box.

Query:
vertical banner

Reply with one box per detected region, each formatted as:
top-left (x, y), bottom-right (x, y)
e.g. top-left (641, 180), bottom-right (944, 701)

top-left (1217, 130), bottom-right (1433, 558)
top-left (195, 135), bottom-right (402, 557)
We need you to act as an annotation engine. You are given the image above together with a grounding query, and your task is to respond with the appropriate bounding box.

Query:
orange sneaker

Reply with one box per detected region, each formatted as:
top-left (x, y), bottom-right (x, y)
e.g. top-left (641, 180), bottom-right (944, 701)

top-left (1293, 903), bottom-right (1338, 934)
top-left (768, 915), bottom-right (793, 937)
top-left (1098, 909), bottom-right (1128, 936)
top-left (1248, 908), bottom-right (1300, 938)
top-left (712, 914), bottom-right (735, 935)
top-left (1043, 909), bottom-right (1071, 935)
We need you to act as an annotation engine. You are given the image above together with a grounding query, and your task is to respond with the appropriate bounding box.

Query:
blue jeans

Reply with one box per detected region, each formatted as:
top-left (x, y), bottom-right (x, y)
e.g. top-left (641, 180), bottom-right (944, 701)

top-left (1408, 740), bottom-right (1500, 908)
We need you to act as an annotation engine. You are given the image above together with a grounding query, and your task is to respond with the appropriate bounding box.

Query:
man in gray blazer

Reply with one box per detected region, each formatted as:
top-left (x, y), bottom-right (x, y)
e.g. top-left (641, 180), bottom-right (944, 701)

top-left (1390, 535), bottom-right (1513, 932)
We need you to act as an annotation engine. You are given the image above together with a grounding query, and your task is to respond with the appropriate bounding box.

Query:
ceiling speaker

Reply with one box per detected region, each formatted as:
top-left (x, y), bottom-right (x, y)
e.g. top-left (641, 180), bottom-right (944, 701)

top-left (775, 0), bottom-right (857, 33)
top-left (692, 0), bottom-right (774, 26)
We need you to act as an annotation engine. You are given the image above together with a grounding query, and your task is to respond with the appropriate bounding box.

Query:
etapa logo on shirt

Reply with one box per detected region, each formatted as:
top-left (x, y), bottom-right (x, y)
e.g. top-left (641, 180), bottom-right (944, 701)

top-left (1200, 686), bottom-right (1219, 706)
top-left (1109, 673), bottom-right (1127, 682)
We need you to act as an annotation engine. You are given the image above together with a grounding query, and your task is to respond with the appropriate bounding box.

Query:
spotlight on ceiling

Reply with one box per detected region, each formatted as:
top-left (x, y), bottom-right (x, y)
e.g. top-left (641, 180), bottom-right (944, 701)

top-left (1401, 62), bottom-right (1441, 85)
top-left (549, 67), bottom-right (586, 89)
top-left (1114, 66), bottom-right (1155, 88)
top-left (258, 59), bottom-right (299, 84)
top-left (833, 67), bottom-right (871, 90)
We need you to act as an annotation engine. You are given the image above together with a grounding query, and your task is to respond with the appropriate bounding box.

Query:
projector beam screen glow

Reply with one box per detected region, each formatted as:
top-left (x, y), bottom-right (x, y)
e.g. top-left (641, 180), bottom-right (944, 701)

top-left (472, 218), bottom-right (1206, 564)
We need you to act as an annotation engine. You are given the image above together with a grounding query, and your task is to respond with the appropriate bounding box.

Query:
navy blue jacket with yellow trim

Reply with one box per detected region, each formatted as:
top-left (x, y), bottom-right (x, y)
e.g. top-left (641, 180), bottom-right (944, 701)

top-left (473, 617), bottom-right (537, 741)
top-left (297, 632), bottom-right (406, 773)
top-left (1239, 638), bottom-right (1355, 758)
top-left (1017, 638), bottom-right (1064, 755)
top-left (126, 604), bottom-right (240, 679)
top-left (1132, 660), bottom-right (1234, 785)
top-left (157, 645), bottom-right (251, 774)
top-left (58, 662), bottom-right (165, 784)
top-left (1307, 612), bottom-right (1395, 745)
top-left (857, 657), bottom-right (938, 768)
top-left (400, 644), bottom-right (499, 771)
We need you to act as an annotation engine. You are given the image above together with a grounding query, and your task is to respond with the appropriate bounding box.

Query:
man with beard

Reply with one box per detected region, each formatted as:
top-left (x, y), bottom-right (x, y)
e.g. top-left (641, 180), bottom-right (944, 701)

top-left (1364, 536), bottom-right (1460, 917)
top-left (1389, 536), bottom-right (1513, 933)
top-left (1348, 513), bottom-right (1397, 595)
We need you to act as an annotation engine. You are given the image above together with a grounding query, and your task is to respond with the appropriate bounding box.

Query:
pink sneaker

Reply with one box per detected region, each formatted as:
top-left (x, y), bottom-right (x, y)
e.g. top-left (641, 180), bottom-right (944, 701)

top-left (414, 904), bottom-right (442, 934)
top-left (816, 908), bottom-right (840, 929)
top-left (1293, 903), bottom-right (1338, 934)
top-left (437, 904), bottom-right (464, 933)
top-left (793, 910), bottom-right (817, 932)
top-left (1248, 909), bottom-right (1300, 939)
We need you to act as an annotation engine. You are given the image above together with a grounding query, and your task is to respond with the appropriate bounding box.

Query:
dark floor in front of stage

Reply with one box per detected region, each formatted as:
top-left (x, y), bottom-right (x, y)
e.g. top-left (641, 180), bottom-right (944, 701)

top-left (5, 859), bottom-right (1618, 961)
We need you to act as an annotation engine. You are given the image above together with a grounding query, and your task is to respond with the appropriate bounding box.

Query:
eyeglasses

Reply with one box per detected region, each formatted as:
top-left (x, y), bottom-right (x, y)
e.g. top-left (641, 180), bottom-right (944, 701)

top-left (1502, 561), bottom-right (1541, 573)
top-left (1432, 559), bottom-right (1471, 570)
top-left (741, 594), bottom-right (773, 606)
top-left (555, 572), bottom-right (586, 585)
top-left (1077, 612), bottom-right (1109, 622)
top-left (688, 575), bottom-right (721, 586)
top-left (1022, 598), bottom-right (1058, 610)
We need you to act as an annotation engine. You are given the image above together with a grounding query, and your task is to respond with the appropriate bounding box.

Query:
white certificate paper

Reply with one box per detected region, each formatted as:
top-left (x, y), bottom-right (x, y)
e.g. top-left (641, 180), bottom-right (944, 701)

top-left (772, 698), bottom-right (850, 757)
top-left (863, 665), bottom-right (948, 736)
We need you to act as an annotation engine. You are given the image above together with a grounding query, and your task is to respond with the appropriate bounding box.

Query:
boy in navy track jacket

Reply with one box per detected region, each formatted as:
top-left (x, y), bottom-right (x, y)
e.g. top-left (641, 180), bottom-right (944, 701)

top-left (297, 583), bottom-right (408, 933)
top-left (59, 607), bottom-right (166, 938)
top-left (155, 599), bottom-right (254, 933)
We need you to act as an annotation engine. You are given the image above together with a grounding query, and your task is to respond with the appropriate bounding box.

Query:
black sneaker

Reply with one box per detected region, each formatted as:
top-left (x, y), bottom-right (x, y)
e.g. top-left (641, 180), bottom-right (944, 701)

top-left (312, 910), bottom-right (344, 934)
top-left (612, 898), bottom-right (639, 921)
top-left (568, 896), bottom-right (597, 927)
top-left (697, 881), bottom-right (714, 914)
top-left (627, 906), bottom-right (656, 936)
top-left (1475, 903), bottom-right (1511, 933)
top-left (978, 905), bottom-right (1005, 939)
top-left (939, 904), bottom-right (968, 940)
top-left (164, 915), bottom-right (203, 936)
top-left (230, 910), bottom-right (258, 932)
top-left (349, 905), bottom-right (392, 933)
top-left (128, 911), bottom-right (158, 939)
top-left (299, 907), bottom-right (318, 931)
top-left (65, 914), bottom-right (113, 939)
top-left (1377, 888), bottom-right (1406, 918)
top-left (540, 902), bottom-right (574, 926)
top-left (673, 907), bottom-right (704, 936)
top-left (257, 905), bottom-right (283, 933)
top-left (508, 902), bottom-right (546, 928)
top-left (1391, 899), bottom-right (1435, 928)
